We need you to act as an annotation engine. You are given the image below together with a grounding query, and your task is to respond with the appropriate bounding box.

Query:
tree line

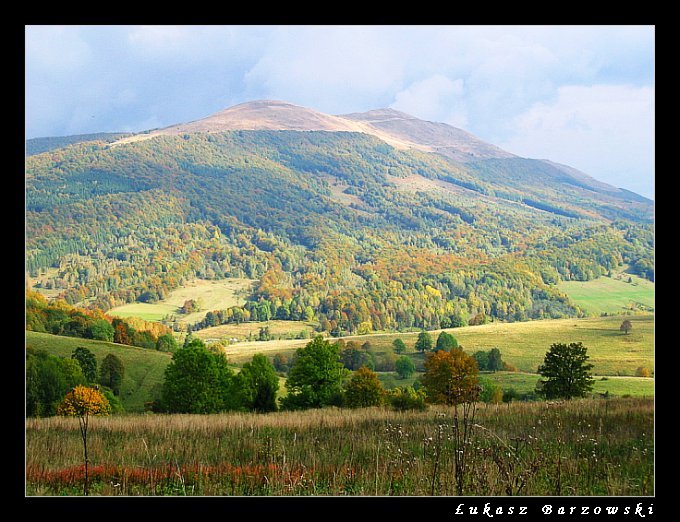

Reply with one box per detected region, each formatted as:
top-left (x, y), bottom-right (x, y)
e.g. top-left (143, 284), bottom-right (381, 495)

top-left (26, 291), bottom-right (177, 351)
top-left (147, 334), bottom-right (595, 415)
top-left (27, 345), bottom-right (124, 417)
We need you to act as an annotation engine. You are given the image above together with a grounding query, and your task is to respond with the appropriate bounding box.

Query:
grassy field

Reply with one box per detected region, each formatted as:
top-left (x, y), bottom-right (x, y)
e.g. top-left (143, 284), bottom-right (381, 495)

top-left (26, 397), bottom-right (654, 496)
top-left (108, 278), bottom-right (254, 323)
top-left (26, 331), bottom-right (172, 413)
top-left (27, 312), bottom-right (654, 416)
top-left (226, 314), bottom-right (654, 377)
top-left (195, 320), bottom-right (317, 343)
top-left (478, 371), bottom-right (653, 397)
top-left (557, 270), bottom-right (654, 316)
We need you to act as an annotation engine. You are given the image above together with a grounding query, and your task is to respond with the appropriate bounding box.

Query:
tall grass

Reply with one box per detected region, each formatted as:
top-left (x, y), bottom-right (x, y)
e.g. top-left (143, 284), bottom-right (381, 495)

top-left (26, 397), bottom-right (653, 496)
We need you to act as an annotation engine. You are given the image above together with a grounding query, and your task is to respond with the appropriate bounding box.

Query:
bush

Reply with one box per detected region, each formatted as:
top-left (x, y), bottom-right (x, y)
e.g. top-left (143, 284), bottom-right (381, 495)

top-left (388, 386), bottom-right (427, 411)
top-left (635, 366), bottom-right (652, 378)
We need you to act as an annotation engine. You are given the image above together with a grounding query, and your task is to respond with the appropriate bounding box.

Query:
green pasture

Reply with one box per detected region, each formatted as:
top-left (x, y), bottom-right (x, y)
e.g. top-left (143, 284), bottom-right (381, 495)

top-left (557, 271), bottom-right (654, 316)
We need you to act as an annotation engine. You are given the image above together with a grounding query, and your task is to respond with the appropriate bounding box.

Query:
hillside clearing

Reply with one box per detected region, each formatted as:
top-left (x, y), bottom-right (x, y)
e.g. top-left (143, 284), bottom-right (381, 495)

top-left (557, 270), bottom-right (654, 316)
top-left (108, 278), bottom-right (255, 323)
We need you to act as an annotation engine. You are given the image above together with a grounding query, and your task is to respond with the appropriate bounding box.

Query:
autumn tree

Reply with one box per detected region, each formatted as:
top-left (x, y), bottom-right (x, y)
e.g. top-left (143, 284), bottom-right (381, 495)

top-left (57, 385), bottom-right (111, 495)
top-left (537, 342), bottom-right (594, 400)
top-left (635, 366), bottom-right (652, 378)
top-left (236, 354), bottom-right (279, 412)
top-left (344, 367), bottom-right (385, 408)
top-left (421, 348), bottom-right (480, 496)
top-left (620, 319), bottom-right (633, 335)
top-left (72, 347), bottom-right (97, 383)
top-left (422, 349), bottom-right (480, 406)
top-left (415, 331), bottom-right (433, 353)
top-left (281, 336), bottom-right (348, 410)
top-left (99, 353), bottom-right (125, 396)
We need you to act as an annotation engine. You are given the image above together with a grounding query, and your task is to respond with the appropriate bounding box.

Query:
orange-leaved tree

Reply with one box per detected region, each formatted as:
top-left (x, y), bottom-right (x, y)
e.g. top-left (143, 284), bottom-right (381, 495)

top-left (422, 349), bottom-right (479, 406)
top-left (57, 385), bottom-right (111, 495)
top-left (421, 348), bottom-right (480, 495)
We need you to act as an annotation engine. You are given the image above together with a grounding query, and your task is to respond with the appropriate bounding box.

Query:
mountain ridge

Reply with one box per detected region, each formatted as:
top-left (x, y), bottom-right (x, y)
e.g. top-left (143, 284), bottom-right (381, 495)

top-left (27, 99), bottom-right (648, 203)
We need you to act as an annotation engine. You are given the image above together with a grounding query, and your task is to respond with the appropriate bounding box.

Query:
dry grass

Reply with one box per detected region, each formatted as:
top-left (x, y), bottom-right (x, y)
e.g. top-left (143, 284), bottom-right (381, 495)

top-left (26, 397), bottom-right (653, 496)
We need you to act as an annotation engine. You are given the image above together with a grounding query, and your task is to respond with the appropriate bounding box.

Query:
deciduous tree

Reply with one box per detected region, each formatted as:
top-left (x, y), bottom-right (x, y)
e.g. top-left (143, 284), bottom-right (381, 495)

top-left (281, 336), bottom-right (348, 410)
top-left (435, 331), bottom-right (459, 351)
top-left (422, 349), bottom-right (480, 406)
top-left (344, 366), bottom-right (385, 408)
top-left (72, 347), bottom-right (97, 383)
top-left (395, 355), bottom-right (416, 379)
top-left (392, 338), bottom-right (407, 354)
top-left (57, 385), bottom-right (111, 495)
top-left (415, 331), bottom-right (433, 353)
top-left (161, 338), bottom-right (239, 413)
top-left (620, 319), bottom-right (633, 335)
top-left (236, 354), bottom-right (279, 412)
top-left (99, 353), bottom-right (125, 396)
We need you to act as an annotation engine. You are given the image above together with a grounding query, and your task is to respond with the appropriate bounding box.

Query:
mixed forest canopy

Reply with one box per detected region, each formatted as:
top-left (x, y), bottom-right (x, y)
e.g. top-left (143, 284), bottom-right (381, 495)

top-left (26, 127), bottom-right (654, 335)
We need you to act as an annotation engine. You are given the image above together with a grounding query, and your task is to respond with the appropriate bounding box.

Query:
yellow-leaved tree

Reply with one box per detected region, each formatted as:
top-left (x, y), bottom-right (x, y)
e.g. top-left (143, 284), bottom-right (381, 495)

top-left (57, 385), bottom-right (111, 495)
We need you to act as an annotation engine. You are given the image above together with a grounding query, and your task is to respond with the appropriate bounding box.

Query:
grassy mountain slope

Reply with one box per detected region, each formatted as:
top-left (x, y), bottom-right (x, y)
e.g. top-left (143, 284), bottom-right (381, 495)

top-left (26, 331), bottom-right (171, 412)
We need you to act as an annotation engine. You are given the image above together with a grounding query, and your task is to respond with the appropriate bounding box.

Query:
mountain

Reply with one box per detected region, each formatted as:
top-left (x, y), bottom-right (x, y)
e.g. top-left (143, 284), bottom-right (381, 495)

top-left (341, 107), bottom-right (515, 162)
top-left (25, 100), bottom-right (654, 335)
top-left (101, 100), bottom-right (649, 206)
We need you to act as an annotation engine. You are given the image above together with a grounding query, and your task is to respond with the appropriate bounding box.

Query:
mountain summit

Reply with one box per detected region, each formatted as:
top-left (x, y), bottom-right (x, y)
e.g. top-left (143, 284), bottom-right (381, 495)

top-left (144, 100), bottom-right (514, 162)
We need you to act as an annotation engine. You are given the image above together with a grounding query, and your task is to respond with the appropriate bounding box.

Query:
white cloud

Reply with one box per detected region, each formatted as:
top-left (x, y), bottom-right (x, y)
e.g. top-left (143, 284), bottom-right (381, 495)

top-left (25, 26), bottom-right (92, 73)
top-left (391, 75), bottom-right (468, 127)
top-left (244, 26), bottom-right (406, 113)
top-left (500, 84), bottom-right (654, 197)
top-left (25, 25), bottom-right (654, 196)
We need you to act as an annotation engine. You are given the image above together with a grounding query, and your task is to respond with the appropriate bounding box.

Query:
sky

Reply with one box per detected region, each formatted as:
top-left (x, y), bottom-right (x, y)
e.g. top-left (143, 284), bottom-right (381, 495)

top-left (25, 25), bottom-right (655, 199)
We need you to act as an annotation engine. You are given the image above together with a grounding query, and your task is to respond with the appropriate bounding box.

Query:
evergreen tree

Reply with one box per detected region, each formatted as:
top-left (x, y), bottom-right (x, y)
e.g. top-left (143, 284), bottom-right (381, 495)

top-left (537, 342), bottom-right (594, 400)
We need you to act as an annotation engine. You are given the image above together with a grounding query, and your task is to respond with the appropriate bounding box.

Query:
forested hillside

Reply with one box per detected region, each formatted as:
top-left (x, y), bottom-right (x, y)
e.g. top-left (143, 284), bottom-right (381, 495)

top-left (26, 126), bottom-right (654, 335)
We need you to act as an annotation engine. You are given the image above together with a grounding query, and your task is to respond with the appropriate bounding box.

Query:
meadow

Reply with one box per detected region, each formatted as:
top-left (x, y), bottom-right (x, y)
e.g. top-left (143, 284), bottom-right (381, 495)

top-left (25, 397), bottom-right (654, 496)
top-left (108, 278), bottom-right (254, 323)
top-left (557, 270), bottom-right (654, 316)
top-left (231, 314), bottom-right (654, 376)
top-left (26, 312), bottom-right (654, 414)
top-left (26, 331), bottom-right (172, 413)
top-left (195, 319), bottom-right (317, 343)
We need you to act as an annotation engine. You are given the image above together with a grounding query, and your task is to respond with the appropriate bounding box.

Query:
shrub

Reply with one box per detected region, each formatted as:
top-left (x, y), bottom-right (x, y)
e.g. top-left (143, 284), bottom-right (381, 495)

top-left (388, 386), bottom-right (427, 411)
